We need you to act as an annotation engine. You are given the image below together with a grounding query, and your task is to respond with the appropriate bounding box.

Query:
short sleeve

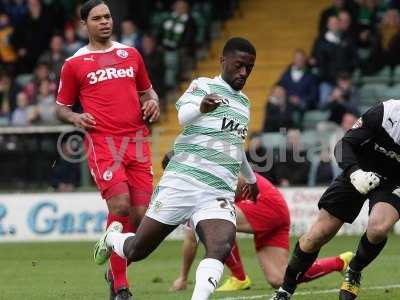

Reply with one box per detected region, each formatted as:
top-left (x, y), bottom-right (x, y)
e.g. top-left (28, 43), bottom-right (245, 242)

top-left (134, 49), bottom-right (152, 92)
top-left (175, 79), bottom-right (209, 111)
top-left (56, 61), bottom-right (79, 106)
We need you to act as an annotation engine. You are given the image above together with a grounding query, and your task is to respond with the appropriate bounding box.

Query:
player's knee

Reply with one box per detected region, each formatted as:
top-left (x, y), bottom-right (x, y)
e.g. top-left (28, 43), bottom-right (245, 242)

top-left (107, 195), bottom-right (131, 216)
top-left (367, 219), bottom-right (391, 243)
top-left (206, 241), bottom-right (232, 261)
top-left (300, 230), bottom-right (328, 252)
top-left (124, 240), bottom-right (150, 262)
top-left (267, 275), bottom-right (283, 289)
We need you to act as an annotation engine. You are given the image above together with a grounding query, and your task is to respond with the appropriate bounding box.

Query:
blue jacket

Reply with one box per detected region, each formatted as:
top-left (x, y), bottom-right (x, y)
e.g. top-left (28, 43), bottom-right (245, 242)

top-left (278, 66), bottom-right (319, 110)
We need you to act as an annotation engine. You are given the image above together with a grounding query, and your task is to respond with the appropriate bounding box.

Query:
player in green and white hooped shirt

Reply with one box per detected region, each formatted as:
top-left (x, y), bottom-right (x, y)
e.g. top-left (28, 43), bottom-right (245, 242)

top-left (94, 37), bottom-right (258, 300)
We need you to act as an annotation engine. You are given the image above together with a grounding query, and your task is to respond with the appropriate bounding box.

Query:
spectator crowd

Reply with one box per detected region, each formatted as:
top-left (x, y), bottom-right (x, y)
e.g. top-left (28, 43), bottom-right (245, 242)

top-left (0, 0), bottom-right (238, 190)
top-left (258, 0), bottom-right (400, 187)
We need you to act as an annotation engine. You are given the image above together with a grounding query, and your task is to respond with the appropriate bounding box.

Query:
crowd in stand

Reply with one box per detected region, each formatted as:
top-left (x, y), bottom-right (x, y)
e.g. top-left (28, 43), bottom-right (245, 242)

top-left (0, 0), bottom-right (238, 127)
top-left (258, 0), bottom-right (400, 187)
top-left (0, 0), bottom-right (238, 190)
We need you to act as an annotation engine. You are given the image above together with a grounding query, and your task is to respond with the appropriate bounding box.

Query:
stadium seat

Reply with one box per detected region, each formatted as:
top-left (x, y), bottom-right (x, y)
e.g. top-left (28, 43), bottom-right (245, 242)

top-left (302, 110), bottom-right (330, 129)
top-left (14, 73), bottom-right (33, 88)
top-left (301, 129), bottom-right (319, 149)
top-left (359, 83), bottom-right (389, 106)
top-left (359, 66), bottom-right (392, 85)
top-left (392, 65), bottom-right (400, 84)
top-left (360, 105), bottom-right (371, 114)
top-left (261, 132), bottom-right (286, 149)
top-left (383, 84), bottom-right (400, 100)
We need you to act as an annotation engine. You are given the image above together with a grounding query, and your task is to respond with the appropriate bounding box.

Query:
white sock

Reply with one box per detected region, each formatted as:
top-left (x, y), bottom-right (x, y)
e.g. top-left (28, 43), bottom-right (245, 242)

top-left (105, 232), bottom-right (135, 259)
top-left (191, 258), bottom-right (224, 300)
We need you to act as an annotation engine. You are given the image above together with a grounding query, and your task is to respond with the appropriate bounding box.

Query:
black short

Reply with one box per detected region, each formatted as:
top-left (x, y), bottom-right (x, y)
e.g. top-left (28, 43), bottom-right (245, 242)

top-left (318, 174), bottom-right (400, 223)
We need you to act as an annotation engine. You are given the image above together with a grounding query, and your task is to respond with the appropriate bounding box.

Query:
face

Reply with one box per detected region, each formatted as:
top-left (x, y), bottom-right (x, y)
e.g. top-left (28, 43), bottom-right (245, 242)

top-left (327, 16), bottom-right (340, 32)
top-left (121, 20), bottom-right (135, 35)
top-left (341, 113), bottom-right (357, 130)
top-left (64, 27), bottom-right (75, 42)
top-left (174, 0), bottom-right (189, 16)
top-left (83, 4), bottom-right (113, 41)
top-left (339, 11), bottom-right (351, 31)
top-left (142, 36), bottom-right (155, 53)
top-left (35, 64), bottom-right (49, 80)
top-left (221, 50), bottom-right (255, 91)
top-left (39, 80), bottom-right (50, 96)
top-left (293, 51), bottom-right (306, 68)
top-left (17, 93), bottom-right (28, 107)
top-left (333, 0), bottom-right (345, 8)
top-left (51, 36), bottom-right (64, 52)
top-left (338, 78), bottom-right (351, 90)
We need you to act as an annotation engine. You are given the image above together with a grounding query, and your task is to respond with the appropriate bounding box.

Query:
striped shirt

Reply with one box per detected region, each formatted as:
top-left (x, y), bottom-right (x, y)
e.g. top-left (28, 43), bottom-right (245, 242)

top-left (158, 75), bottom-right (250, 195)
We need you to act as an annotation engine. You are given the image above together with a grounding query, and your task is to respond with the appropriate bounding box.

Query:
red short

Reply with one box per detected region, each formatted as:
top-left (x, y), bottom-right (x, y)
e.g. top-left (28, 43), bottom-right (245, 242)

top-left (236, 199), bottom-right (290, 251)
top-left (85, 134), bottom-right (153, 206)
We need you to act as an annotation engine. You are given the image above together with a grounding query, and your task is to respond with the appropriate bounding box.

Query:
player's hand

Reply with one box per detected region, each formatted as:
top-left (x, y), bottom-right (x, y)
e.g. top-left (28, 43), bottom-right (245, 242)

top-left (242, 182), bottom-right (259, 202)
top-left (71, 113), bottom-right (96, 129)
top-left (142, 99), bottom-right (160, 123)
top-left (350, 169), bottom-right (380, 194)
top-left (200, 93), bottom-right (222, 113)
top-left (169, 276), bottom-right (187, 291)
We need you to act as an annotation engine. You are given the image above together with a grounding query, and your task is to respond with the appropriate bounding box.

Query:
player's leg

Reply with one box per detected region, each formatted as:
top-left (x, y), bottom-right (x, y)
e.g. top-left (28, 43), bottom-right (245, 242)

top-left (270, 209), bottom-right (343, 299)
top-left (126, 139), bottom-right (153, 227)
top-left (85, 135), bottom-right (135, 299)
top-left (216, 205), bottom-right (251, 292)
top-left (95, 185), bottom-right (194, 264)
top-left (340, 186), bottom-right (400, 300)
top-left (170, 228), bottom-right (199, 291)
top-left (104, 183), bottom-right (135, 299)
top-left (191, 218), bottom-right (236, 300)
top-left (271, 176), bottom-right (364, 300)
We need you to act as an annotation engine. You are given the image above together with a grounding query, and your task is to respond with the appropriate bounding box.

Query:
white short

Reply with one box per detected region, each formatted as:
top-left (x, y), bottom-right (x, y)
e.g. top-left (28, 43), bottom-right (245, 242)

top-left (145, 185), bottom-right (236, 229)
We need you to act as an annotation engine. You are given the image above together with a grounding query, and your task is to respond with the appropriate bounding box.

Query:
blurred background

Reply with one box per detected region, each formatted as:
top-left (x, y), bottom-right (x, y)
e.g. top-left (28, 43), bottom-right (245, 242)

top-left (1, 0), bottom-right (400, 240)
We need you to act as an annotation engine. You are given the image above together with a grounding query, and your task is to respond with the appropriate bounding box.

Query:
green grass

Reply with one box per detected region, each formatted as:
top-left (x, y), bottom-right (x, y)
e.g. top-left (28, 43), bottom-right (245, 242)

top-left (1, 235), bottom-right (400, 299)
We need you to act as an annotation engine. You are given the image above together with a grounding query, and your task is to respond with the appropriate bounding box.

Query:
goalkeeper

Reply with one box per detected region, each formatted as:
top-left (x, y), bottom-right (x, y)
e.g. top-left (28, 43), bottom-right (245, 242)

top-left (271, 100), bottom-right (400, 300)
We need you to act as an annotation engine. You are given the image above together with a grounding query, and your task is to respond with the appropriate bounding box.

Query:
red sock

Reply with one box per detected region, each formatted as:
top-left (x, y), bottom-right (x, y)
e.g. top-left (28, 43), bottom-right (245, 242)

top-left (224, 241), bottom-right (246, 280)
top-left (298, 256), bottom-right (344, 283)
top-left (107, 213), bottom-right (134, 292)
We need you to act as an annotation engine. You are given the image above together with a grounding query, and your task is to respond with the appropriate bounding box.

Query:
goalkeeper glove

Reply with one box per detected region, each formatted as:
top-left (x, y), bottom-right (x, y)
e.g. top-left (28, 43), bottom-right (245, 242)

top-left (350, 169), bottom-right (380, 195)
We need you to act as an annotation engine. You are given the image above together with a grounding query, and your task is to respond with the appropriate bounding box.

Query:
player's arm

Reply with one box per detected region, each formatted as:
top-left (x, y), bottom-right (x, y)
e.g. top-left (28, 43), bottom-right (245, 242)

top-left (240, 149), bottom-right (258, 201)
top-left (334, 104), bottom-right (383, 194)
top-left (55, 62), bottom-right (96, 129)
top-left (176, 79), bottom-right (219, 127)
top-left (55, 105), bottom-right (96, 129)
top-left (177, 93), bottom-right (222, 126)
top-left (135, 48), bottom-right (160, 123)
top-left (139, 88), bottom-right (160, 123)
top-left (169, 229), bottom-right (198, 291)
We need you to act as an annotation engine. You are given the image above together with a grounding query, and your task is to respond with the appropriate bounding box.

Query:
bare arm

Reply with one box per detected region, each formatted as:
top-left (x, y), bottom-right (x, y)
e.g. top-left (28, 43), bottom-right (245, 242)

top-left (169, 229), bottom-right (198, 291)
top-left (55, 104), bottom-right (96, 129)
top-left (139, 88), bottom-right (160, 123)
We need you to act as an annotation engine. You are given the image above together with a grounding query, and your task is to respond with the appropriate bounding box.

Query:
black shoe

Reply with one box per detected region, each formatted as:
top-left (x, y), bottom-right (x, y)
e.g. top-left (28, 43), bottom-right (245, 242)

top-left (269, 290), bottom-right (291, 300)
top-left (115, 287), bottom-right (133, 300)
top-left (339, 268), bottom-right (362, 300)
top-left (105, 268), bottom-right (116, 300)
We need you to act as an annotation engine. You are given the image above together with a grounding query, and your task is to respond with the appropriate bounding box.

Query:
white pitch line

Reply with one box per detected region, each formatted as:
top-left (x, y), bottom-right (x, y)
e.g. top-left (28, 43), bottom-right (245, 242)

top-left (215, 284), bottom-right (400, 300)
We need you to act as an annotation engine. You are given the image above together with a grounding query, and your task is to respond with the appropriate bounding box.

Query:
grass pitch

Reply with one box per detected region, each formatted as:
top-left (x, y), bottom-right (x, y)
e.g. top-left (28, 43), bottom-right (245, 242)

top-left (1, 235), bottom-right (400, 300)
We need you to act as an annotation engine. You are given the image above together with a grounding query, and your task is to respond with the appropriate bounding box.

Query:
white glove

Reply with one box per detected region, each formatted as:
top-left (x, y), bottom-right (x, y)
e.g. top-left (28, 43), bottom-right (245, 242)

top-left (350, 169), bottom-right (380, 194)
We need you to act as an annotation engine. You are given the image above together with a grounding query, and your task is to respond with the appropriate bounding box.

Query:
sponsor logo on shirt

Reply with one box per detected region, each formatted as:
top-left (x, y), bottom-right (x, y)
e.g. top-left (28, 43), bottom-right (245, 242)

top-left (102, 169), bottom-right (113, 181)
top-left (352, 117), bottom-right (363, 129)
top-left (87, 66), bottom-right (134, 84)
top-left (374, 143), bottom-right (400, 163)
top-left (116, 49), bottom-right (128, 58)
top-left (221, 117), bottom-right (248, 139)
top-left (83, 55), bottom-right (95, 61)
top-left (392, 187), bottom-right (400, 198)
